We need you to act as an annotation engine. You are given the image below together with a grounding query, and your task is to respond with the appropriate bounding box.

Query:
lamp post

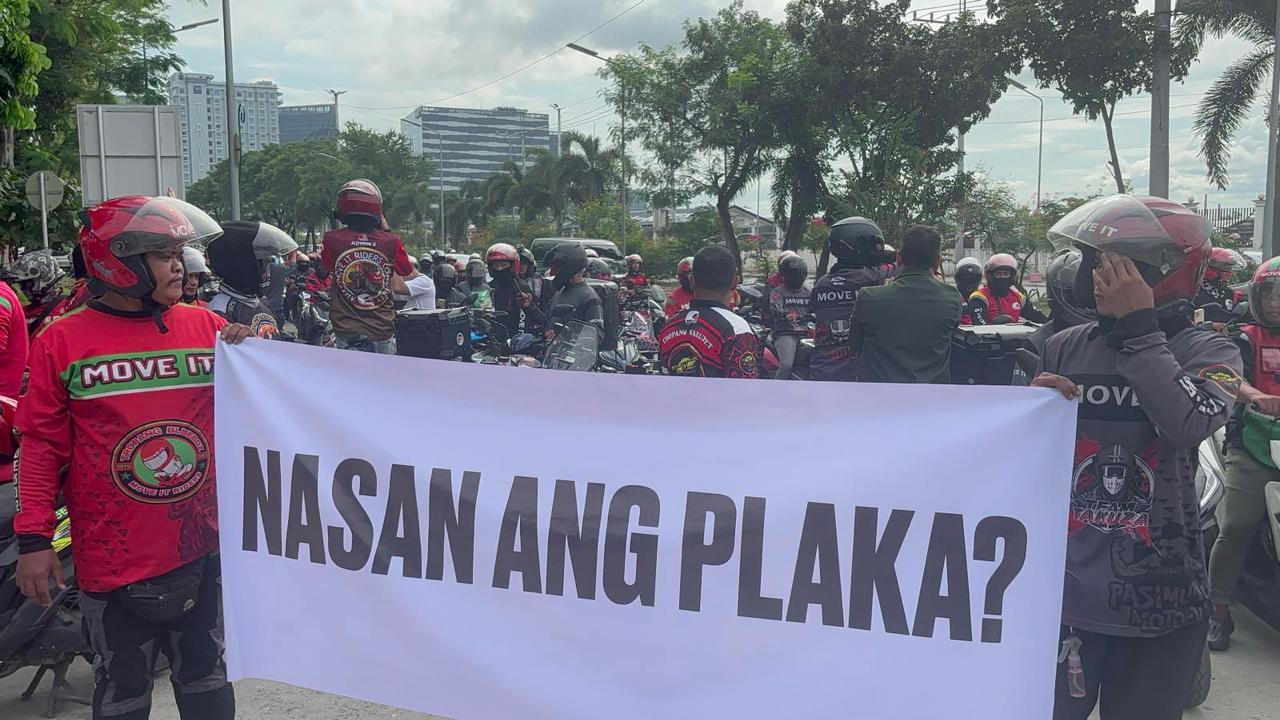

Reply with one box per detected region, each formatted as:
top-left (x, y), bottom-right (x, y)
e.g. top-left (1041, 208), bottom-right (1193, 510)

top-left (401, 115), bottom-right (448, 248)
top-left (1007, 78), bottom-right (1044, 213)
top-left (221, 0), bottom-right (241, 219)
top-left (550, 103), bottom-right (563, 157)
top-left (567, 42), bottom-right (627, 256)
top-left (142, 18), bottom-right (218, 100)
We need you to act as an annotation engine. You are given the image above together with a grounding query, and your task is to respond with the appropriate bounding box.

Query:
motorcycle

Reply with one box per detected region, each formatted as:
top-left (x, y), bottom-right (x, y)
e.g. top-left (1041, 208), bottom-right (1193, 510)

top-left (733, 285), bottom-right (811, 380)
top-left (468, 309), bottom-right (542, 367)
top-left (297, 290), bottom-right (335, 347)
top-left (543, 318), bottom-right (602, 372)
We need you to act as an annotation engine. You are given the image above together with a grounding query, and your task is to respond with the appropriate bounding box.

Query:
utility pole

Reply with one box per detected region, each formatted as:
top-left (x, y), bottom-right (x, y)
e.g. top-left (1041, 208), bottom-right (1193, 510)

top-left (1149, 0), bottom-right (1171, 198)
top-left (1264, 0), bottom-right (1280, 258)
top-left (551, 103), bottom-right (562, 156)
top-left (221, 0), bottom-right (240, 220)
top-left (326, 89), bottom-right (346, 133)
top-left (567, 42), bottom-right (628, 255)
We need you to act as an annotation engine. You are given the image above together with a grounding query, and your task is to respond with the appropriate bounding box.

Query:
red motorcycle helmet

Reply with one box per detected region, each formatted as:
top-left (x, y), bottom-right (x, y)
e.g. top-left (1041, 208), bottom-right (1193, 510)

top-left (1248, 257), bottom-right (1280, 328)
top-left (677, 256), bottom-right (694, 291)
top-left (79, 196), bottom-right (222, 299)
top-left (1049, 195), bottom-right (1210, 313)
top-left (486, 243), bottom-right (520, 274)
top-left (335, 179), bottom-right (384, 224)
top-left (1205, 247), bottom-right (1244, 282)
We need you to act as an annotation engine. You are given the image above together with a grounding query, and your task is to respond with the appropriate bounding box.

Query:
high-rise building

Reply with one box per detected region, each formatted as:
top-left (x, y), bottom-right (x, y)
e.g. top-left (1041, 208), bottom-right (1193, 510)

top-left (280, 104), bottom-right (339, 144)
top-left (401, 106), bottom-right (550, 192)
top-left (167, 72), bottom-right (281, 187)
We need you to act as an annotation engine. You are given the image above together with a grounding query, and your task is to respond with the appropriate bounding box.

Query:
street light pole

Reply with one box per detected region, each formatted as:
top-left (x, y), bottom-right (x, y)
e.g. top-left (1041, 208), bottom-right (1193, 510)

top-left (1007, 78), bottom-right (1044, 212)
top-left (1150, 0), bottom-right (1172, 198)
top-left (551, 103), bottom-right (562, 156)
top-left (568, 42), bottom-right (627, 255)
top-left (221, 0), bottom-right (240, 220)
top-left (1264, 0), bottom-right (1280, 258)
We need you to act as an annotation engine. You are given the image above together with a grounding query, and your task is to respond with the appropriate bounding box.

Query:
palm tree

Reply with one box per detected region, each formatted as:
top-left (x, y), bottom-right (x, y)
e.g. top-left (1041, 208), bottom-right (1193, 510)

top-left (1176, 0), bottom-right (1276, 189)
top-left (555, 131), bottom-right (621, 202)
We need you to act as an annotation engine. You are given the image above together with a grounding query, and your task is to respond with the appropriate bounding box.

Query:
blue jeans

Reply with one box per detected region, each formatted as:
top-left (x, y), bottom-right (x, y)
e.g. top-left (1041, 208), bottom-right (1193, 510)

top-left (334, 334), bottom-right (396, 355)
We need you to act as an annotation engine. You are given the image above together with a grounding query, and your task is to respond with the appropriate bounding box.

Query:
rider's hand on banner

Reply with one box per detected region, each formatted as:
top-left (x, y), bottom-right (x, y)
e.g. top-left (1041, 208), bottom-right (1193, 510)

top-left (221, 323), bottom-right (253, 345)
top-left (16, 548), bottom-right (64, 607)
top-left (1032, 372), bottom-right (1079, 400)
top-left (1253, 394), bottom-right (1280, 417)
top-left (1094, 253), bottom-right (1154, 318)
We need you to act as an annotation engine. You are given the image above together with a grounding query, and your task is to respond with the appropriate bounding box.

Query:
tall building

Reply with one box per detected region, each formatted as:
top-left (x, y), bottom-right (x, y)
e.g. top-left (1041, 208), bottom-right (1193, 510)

top-left (280, 104), bottom-right (339, 144)
top-left (167, 72), bottom-right (282, 187)
top-left (402, 106), bottom-right (550, 192)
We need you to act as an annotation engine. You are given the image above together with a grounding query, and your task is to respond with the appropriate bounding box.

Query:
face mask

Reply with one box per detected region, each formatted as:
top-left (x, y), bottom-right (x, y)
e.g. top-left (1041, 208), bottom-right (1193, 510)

top-left (553, 273), bottom-right (572, 291)
top-left (990, 276), bottom-right (1015, 295)
top-left (1074, 250), bottom-right (1098, 309)
top-left (679, 276), bottom-right (692, 292)
top-left (490, 266), bottom-right (515, 282)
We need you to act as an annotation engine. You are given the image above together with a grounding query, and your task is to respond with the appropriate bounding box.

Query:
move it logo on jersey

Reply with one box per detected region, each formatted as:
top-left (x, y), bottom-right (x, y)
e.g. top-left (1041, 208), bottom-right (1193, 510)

top-left (334, 247), bottom-right (390, 310)
top-left (1069, 435), bottom-right (1157, 546)
top-left (112, 421), bottom-right (210, 504)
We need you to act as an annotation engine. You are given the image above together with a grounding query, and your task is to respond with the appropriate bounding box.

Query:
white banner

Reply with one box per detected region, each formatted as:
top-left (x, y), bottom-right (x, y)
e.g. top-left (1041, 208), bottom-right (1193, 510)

top-left (215, 340), bottom-right (1077, 720)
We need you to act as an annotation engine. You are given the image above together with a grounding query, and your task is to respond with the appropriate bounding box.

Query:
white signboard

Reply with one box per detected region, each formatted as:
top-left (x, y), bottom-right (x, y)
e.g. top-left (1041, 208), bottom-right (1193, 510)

top-left (215, 340), bottom-right (1077, 720)
top-left (77, 105), bottom-right (185, 205)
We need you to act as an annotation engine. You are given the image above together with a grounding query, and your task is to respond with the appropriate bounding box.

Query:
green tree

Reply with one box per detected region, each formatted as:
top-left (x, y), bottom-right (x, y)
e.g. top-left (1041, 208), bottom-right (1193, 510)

top-left (604, 0), bottom-right (796, 264)
top-left (555, 131), bottom-right (620, 203)
top-left (0, 0), bottom-right (49, 167)
top-left (989, 0), bottom-right (1186, 194)
top-left (574, 196), bottom-right (644, 247)
top-left (1175, 0), bottom-right (1276, 189)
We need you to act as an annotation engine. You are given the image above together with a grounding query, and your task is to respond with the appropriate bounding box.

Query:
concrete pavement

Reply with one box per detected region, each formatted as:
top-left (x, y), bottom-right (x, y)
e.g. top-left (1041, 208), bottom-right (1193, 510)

top-left (2, 607), bottom-right (1278, 719)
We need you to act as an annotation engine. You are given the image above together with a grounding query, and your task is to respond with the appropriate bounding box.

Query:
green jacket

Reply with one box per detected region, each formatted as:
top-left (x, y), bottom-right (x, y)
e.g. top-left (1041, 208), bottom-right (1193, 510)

top-left (849, 268), bottom-right (963, 384)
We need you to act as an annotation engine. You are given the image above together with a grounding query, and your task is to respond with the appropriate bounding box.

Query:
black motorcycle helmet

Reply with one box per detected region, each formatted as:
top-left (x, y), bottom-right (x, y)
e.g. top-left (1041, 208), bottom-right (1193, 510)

top-left (433, 263), bottom-right (458, 296)
top-left (207, 223), bottom-right (268, 297)
top-left (518, 247), bottom-right (536, 279)
top-left (827, 216), bottom-right (885, 266)
top-left (779, 254), bottom-right (808, 290)
top-left (551, 244), bottom-right (589, 280)
top-left (586, 257), bottom-right (612, 281)
top-left (953, 258), bottom-right (983, 298)
top-left (1045, 249), bottom-right (1095, 329)
top-left (465, 258), bottom-right (487, 285)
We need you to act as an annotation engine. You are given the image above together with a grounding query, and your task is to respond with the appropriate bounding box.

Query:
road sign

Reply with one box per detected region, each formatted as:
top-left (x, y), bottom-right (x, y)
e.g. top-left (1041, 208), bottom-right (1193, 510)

top-left (25, 171), bottom-right (64, 250)
top-left (24, 171), bottom-right (64, 211)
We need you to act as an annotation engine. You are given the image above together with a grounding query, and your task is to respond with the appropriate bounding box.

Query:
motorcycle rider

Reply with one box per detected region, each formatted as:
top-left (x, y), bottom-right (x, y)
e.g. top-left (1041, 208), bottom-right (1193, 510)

top-left (587, 257), bottom-right (613, 282)
top-left (764, 254), bottom-right (812, 380)
top-left (391, 260), bottom-right (436, 311)
top-left (486, 242), bottom-right (542, 339)
top-left (6, 249), bottom-right (67, 336)
top-left (1031, 195), bottom-right (1242, 720)
top-left (808, 216), bottom-right (896, 382)
top-left (967, 253), bottom-right (1046, 325)
top-left (181, 246), bottom-right (211, 307)
top-left (1195, 247), bottom-right (1245, 318)
top-left (1206, 257), bottom-right (1280, 651)
top-left (659, 245), bottom-right (761, 379)
top-left (206, 221), bottom-right (286, 339)
top-left (459, 258), bottom-right (493, 309)
top-left (767, 250), bottom-right (799, 289)
top-left (518, 247), bottom-right (552, 313)
top-left (664, 256), bottom-right (695, 319)
top-left (954, 257), bottom-right (983, 324)
top-left (320, 179), bottom-right (414, 353)
top-left (544, 244), bottom-right (604, 341)
top-left (14, 195), bottom-right (250, 720)
top-left (0, 277), bottom-right (28, 398)
top-left (433, 262), bottom-right (467, 309)
top-left (1030, 249), bottom-right (1095, 354)
top-left (623, 254), bottom-right (649, 289)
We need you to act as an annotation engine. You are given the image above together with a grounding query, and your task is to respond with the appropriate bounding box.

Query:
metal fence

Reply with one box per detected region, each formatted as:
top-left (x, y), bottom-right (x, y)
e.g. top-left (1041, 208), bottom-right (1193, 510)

top-left (1199, 206), bottom-right (1255, 232)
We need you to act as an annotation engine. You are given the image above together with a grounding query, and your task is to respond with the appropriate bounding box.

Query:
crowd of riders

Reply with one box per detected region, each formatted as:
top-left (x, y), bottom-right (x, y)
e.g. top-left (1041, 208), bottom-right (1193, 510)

top-left (0, 183), bottom-right (1277, 720)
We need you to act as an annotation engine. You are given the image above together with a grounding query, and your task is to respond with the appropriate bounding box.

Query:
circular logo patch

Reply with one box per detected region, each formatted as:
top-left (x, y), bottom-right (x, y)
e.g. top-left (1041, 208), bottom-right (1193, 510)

top-left (334, 247), bottom-right (391, 310)
top-left (112, 421), bottom-right (210, 504)
top-left (250, 312), bottom-right (279, 339)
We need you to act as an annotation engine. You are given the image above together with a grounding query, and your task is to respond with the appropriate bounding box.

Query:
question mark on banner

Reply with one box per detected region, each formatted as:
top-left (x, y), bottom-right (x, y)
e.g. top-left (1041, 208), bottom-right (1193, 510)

top-left (973, 516), bottom-right (1028, 643)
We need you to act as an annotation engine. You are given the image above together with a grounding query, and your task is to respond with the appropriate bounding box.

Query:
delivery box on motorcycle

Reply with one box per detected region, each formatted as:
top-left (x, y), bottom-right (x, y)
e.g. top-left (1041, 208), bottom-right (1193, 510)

top-left (586, 279), bottom-right (620, 353)
top-left (395, 308), bottom-right (470, 361)
top-left (950, 323), bottom-right (1038, 386)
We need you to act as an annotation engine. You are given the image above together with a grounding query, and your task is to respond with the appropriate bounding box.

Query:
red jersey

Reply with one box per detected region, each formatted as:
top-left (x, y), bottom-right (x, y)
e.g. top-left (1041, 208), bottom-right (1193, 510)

top-left (665, 287), bottom-right (694, 319)
top-left (14, 302), bottom-right (227, 592)
top-left (0, 281), bottom-right (28, 398)
top-left (971, 286), bottom-right (1025, 323)
top-left (659, 300), bottom-right (761, 379)
top-left (320, 227), bottom-right (413, 341)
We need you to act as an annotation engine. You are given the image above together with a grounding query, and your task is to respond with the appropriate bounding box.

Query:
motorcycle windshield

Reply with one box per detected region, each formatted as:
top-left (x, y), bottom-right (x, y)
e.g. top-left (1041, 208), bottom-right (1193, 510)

top-left (1047, 195), bottom-right (1186, 273)
top-left (544, 320), bottom-right (600, 371)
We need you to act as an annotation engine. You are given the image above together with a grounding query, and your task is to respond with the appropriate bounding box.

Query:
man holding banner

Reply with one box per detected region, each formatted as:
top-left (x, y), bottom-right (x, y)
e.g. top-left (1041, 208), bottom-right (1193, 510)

top-left (1034, 196), bottom-right (1243, 719)
top-left (13, 196), bottom-right (250, 720)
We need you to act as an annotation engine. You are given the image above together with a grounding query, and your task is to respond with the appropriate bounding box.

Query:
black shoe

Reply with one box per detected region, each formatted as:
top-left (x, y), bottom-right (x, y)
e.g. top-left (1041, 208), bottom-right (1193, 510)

top-left (1208, 613), bottom-right (1234, 651)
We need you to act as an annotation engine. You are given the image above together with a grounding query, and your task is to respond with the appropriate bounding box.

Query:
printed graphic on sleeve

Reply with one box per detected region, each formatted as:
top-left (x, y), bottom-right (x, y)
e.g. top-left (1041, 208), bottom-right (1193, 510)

top-left (249, 311), bottom-right (279, 339)
top-left (1069, 435), bottom-right (1157, 546)
top-left (334, 244), bottom-right (392, 311)
top-left (112, 421), bottom-right (210, 504)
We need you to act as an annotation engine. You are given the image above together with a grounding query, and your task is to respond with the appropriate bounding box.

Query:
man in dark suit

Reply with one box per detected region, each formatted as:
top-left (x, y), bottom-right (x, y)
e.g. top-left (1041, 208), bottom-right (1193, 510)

top-left (848, 224), bottom-right (962, 383)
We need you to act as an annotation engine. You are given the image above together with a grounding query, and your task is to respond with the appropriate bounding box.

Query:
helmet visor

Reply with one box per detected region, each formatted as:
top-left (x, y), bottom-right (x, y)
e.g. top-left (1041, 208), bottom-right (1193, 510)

top-left (252, 223), bottom-right (299, 259)
top-left (111, 197), bottom-right (223, 257)
top-left (1048, 196), bottom-right (1185, 274)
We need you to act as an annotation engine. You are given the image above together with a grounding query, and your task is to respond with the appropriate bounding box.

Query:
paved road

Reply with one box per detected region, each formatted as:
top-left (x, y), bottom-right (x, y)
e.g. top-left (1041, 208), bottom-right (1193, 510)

top-left (2, 607), bottom-right (1277, 719)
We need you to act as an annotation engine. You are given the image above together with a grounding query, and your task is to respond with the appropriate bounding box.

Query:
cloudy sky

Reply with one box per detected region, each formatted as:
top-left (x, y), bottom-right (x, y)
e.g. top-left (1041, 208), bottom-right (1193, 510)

top-left (165, 0), bottom-right (1273, 211)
